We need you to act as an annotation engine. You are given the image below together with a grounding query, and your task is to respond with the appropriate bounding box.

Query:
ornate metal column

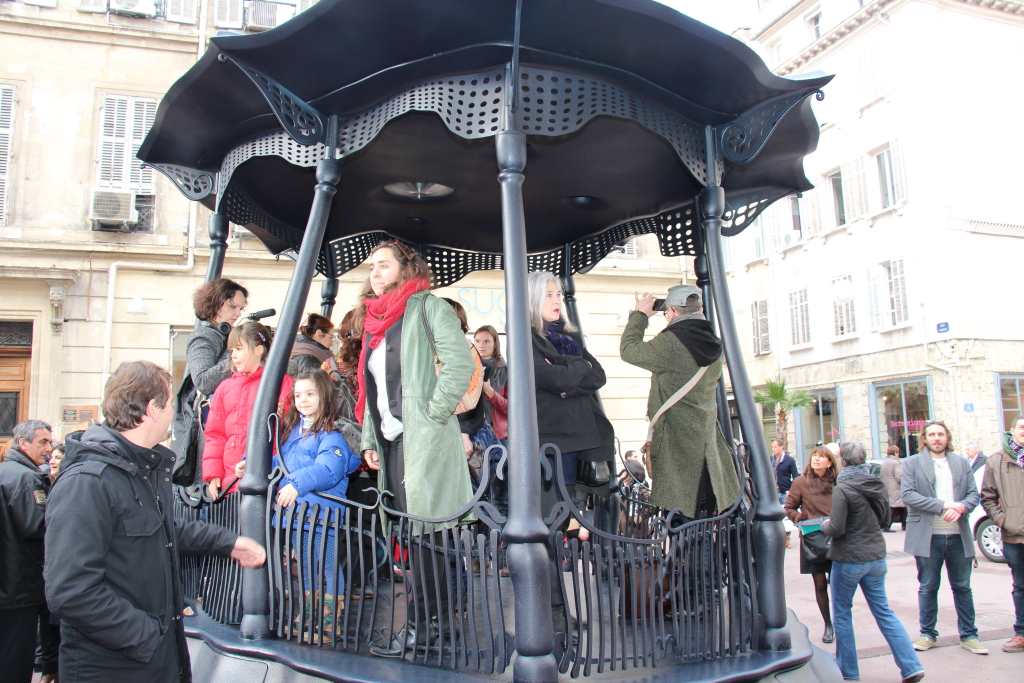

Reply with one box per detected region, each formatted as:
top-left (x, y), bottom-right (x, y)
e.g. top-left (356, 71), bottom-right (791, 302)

top-left (205, 212), bottom-right (229, 282)
top-left (700, 126), bottom-right (790, 651)
top-left (497, 64), bottom-right (557, 683)
top-left (320, 277), bottom-right (340, 319)
top-left (238, 122), bottom-right (341, 640)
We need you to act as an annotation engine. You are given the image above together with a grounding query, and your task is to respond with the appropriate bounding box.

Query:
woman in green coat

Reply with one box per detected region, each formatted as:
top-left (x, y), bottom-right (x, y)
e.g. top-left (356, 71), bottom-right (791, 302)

top-left (354, 241), bottom-right (475, 657)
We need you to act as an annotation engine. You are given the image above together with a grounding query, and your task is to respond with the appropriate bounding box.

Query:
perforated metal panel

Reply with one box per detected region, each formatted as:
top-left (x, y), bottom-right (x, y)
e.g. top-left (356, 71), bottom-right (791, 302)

top-left (721, 188), bottom-right (791, 236)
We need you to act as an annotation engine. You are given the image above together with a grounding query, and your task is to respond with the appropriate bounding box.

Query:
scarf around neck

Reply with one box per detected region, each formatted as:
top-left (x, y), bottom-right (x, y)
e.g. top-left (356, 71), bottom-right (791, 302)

top-left (354, 277), bottom-right (431, 425)
top-left (543, 320), bottom-right (582, 356)
top-left (662, 317), bottom-right (723, 367)
top-left (1008, 437), bottom-right (1024, 469)
top-left (837, 462), bottom-right (870, 483)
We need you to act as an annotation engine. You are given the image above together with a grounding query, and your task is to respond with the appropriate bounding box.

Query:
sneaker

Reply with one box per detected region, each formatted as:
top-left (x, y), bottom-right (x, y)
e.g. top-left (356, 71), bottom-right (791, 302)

top-left (1002, 635), bottom-right (1024, 653)
top-left (902, 673), bottom-right (925, 683)
top-left (960, 638), bottom-right (989, 655)
top-left (913, 636), bottom-right (936, 651)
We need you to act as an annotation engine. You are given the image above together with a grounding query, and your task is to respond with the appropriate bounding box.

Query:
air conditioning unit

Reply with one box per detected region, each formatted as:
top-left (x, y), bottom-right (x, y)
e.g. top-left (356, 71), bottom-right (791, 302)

top-left (90, 190), bottom-right (139, 231)
top-left (245, 0), bottom-right (294, 31)
top-left (109, 0), bottom-right (157, 18)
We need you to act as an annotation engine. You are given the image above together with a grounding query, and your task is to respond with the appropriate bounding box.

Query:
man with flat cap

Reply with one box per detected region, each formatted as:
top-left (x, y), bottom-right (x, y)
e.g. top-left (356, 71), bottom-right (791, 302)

top-left (620, 285), bottom-right (740, 519)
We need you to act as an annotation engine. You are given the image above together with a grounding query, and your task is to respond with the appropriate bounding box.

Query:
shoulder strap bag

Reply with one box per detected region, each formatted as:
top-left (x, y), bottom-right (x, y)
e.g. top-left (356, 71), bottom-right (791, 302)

top-left (640, 366), bottom-right (708, 476)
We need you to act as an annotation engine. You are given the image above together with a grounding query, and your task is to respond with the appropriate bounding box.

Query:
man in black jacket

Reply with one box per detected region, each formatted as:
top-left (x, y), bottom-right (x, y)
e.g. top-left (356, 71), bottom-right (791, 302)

top-left (0, 419), bottom-right (55, 683)
top-left (44, 360), bottom-right (266, 683)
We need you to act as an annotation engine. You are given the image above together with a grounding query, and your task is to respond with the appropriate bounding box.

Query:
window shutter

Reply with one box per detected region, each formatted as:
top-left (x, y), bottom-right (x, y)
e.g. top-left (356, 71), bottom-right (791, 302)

top-left (789, 289), bottom-right (810, 346)
top-left (866, 266), bottom-right (882, 330)
top-left (0, 85), bottom-right (14, 228)
top-left (890, 138), bottom-right (907, 203)
top-left (751, 302), bottom-right (760, 355)
top-left (857, 46), bottom-right (883, 104)
top-left (757, 299), bottom-right (771, 354)
top-left (887, 259), bottom-right (909, 325)
top-left (841, 158), bottom-right (868, 221)
top-left (214, 0), bottom-right (244, 28)
top-left (166, 0), bottom-right (197, 23)
top-left (801, 188), bottom-right (821, 236)
top-left (765, 201), bottom-right (782, 252)
top-left (78, 0), bottom-right (109, 12)
top-left (128, 98), bottom-right (157, 192)
top-left (98, 95), bottom-right (129, 190)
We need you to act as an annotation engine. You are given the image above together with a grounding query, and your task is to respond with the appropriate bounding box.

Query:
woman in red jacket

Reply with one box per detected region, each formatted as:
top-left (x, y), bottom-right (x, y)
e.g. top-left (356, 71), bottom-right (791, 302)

top-left (203, 321), bottom-right (294, 498)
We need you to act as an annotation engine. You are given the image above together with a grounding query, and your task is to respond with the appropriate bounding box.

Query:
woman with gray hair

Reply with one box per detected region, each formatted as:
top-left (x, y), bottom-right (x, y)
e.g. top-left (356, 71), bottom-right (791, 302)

top-left (823, 442), bottom-right (924, 683)
top-left (528, 270), bottom-right (613, 541)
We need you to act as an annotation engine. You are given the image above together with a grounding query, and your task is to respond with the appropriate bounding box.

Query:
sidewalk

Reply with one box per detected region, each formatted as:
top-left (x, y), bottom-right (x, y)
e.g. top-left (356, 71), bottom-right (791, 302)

top-left (785, 528), bottom-right (1020, 682)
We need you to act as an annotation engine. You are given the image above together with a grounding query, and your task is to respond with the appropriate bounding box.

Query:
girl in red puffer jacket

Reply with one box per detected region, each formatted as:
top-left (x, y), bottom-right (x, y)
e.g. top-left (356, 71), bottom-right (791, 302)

top-left (203, 321), bottom-right (294, 498)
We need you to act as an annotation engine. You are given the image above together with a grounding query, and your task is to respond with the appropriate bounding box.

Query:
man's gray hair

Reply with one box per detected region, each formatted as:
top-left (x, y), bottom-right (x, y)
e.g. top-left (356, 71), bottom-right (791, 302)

top-left (839, 441), bottom-right (866, 467)
top-left (965, 441), bottom-right (980, 450)
top-left (527, 270), bottom-right (577, 336)
top-left (13, 420), bottom-right (52, 447)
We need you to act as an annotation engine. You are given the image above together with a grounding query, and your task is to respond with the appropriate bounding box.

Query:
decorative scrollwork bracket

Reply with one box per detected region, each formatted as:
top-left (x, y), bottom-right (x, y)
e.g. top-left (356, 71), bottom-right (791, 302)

top-left (716, 89), bottom-right (824, 165)
top-left (219, 54), bottom-right (325, 146)
top-left (147, 164), bottom-right (216, 201)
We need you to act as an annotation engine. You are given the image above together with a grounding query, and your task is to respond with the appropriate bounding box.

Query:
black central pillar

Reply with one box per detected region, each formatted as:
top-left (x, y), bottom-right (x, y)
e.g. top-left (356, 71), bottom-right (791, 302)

top-left (237, 154), bottom-right (341, 639)
top-left (699, 127), bottom-right (790, 651)
top-left (496, 117), bottom-right (557, 681)
top-left (205, 212), bottom-right (229, 282)
top-left (320, 277), bottom-right (339, 319)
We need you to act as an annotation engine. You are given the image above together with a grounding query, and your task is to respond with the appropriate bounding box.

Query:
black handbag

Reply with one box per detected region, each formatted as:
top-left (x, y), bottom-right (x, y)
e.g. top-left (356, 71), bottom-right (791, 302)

top-left (171, 373), bottom-right (201, 486)
top-left (577, 460), bottom-right (611, 487)
top-left (800, 517), bottom-right (831, 563)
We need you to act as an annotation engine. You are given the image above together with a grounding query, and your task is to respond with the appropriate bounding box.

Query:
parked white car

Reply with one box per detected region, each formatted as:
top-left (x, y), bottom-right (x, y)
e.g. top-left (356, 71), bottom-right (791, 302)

top-left (969, 463), bottom-right (1005, 563)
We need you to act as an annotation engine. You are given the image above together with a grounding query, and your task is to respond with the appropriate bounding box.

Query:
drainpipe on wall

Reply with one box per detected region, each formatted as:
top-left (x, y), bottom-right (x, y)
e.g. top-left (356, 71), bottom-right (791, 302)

top-left (101, 203), bottom-right (197, 394)
top-left (920, 303), bottom-right (963, 449)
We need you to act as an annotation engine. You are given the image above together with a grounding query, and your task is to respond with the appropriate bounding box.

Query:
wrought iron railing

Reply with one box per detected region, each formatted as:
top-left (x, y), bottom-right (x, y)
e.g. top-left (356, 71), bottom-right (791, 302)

top-left (175, 442), bottom-right (760, 677)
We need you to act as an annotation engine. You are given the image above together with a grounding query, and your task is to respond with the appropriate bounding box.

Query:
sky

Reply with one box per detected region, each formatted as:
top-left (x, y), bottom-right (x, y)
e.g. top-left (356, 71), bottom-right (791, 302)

top-left (652, 0), bottom-right (756, 35)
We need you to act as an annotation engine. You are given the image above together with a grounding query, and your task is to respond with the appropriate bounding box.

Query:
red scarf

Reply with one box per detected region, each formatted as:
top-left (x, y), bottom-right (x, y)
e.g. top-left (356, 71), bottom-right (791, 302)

top-left (354, 277), bottom-right (431, 425)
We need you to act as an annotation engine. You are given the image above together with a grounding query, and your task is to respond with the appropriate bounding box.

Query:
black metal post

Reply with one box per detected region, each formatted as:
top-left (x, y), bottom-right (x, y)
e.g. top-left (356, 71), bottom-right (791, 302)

top-left (700, 127), bottom-right (789, 651)
top-left (320, 277), bottom-right (339, 319)
top-left (205, 213), bottom-right (229, 282)
top-left (238, 145), bottom-right (341, 640)
top-left (693, 252), bottom-right (735, 446)
top-left (497, 85), bottom-right (557, 683)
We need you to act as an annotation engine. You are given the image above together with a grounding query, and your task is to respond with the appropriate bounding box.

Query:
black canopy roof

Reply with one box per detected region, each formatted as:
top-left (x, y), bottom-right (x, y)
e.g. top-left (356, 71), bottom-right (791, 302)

top-left (140, 0), bottom-right (832, 284)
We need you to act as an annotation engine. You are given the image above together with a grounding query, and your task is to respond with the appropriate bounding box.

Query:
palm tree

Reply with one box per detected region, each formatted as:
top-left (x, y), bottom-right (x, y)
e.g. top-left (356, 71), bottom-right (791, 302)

top-left (753, 377), bottom-right (813, 452)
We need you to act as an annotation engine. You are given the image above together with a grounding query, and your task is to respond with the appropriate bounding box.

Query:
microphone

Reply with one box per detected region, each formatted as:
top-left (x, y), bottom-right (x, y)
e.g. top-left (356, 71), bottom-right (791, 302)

top-left (246, 308), bottom-right (276, 321)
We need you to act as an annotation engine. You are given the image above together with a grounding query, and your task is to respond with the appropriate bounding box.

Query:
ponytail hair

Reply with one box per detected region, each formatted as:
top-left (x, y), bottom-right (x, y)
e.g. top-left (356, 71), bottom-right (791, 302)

top-left (281, 368), bottom-right (338, 438)
top-left (299, 312), bottom-right (334, 340)
top-left (227, 321), bottom-right (272, 368)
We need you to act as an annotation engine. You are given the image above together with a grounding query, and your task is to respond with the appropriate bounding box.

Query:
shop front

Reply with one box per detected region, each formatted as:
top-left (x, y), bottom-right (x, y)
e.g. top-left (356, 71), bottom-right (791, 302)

top-left (869, 377), bottom-right (934, 459)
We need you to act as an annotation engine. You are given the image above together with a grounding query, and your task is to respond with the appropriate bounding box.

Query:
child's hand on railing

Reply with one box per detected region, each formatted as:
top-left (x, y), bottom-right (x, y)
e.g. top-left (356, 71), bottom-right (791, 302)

top-left (276, 483), bottom-right (299, 508)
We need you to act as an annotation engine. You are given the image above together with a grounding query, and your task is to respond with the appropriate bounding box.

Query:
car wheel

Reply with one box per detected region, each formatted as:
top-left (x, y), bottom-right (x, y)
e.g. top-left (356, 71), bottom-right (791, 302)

top-left (975, 518), bottom-right (1006, 563)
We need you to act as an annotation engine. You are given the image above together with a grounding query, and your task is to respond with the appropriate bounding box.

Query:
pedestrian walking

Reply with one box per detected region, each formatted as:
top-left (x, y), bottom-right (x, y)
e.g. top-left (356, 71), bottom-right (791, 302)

top-left (823, 442), bottom-right (924, 683)
top-left (880, 445), bottom-right (906, 532)
top-left (964, 441), bottom-right (987, 475)
top-left (900, 420), bottom-right (986, 655)
top-left (981, 415), bottom-right (1024, 653)
top-left (772, 438), bottom-right (799, 548)
top-left (785, 445), bottom-right (838, 643)
top-left (45, 360), bottom-right (266, 683)
top-left (0, 419), bottom-right (56, 683)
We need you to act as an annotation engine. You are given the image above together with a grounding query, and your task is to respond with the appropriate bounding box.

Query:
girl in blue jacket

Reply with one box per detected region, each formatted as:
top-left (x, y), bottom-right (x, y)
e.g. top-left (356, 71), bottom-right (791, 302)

top-left (241, 368), bottom-right (360, 633)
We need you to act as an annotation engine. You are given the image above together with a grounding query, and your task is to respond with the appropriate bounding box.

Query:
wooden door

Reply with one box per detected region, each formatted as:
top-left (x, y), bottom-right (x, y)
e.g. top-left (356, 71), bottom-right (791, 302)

top-left (0, 353), bottom-right (30, 453)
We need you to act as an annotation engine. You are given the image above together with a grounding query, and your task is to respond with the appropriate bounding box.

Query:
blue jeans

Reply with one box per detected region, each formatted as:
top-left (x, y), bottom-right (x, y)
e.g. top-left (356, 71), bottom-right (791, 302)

top-left (915, 534), bottom-right (977, 640)
top-left (831, 559), bottom-right (922, 681)
top-left (1002, 541), bottom-right (1024, 638)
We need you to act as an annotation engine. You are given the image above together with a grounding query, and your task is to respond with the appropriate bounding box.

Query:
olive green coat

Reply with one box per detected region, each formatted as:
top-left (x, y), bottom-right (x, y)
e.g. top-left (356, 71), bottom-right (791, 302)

top-left (361, 291), bottom-right (476, 527)
top-left (620, 311), bottom-right (740, 518)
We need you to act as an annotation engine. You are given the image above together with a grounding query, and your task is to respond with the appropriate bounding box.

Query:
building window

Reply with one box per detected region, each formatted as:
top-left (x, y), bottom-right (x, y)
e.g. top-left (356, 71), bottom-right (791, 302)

top-left (768, 39), bottom-right (783, 66)
top-left (607, 237), bottom-right (638, 259)
top-left (789, 288), bottom-right (811, 346)
top-left (882, 259), bottom-right (908, 325)
top-left (872, 379), bottom-right (931, 458)
top-left (788, 195), bottom-right (802, 240)
top-left (214, 0), bottom-right (244, 28)
top-left (832, 274), bottom-right (856, 336)
top-left (166, 0), bottom-right (198, 23)
top-left (97, 94), bottom-right (157, 193)
top-left (829, 171), bottom-right (846, 226)
top-left (752, 217), bottom-right (766, 259)
top-left (807, 12), bottom-right (821, 39)
top-left (797, 389), bottom-right (842, 466)
top-left (876, 148), bottom-right (895, 209)
top-left (751, 299), bottom-right (771, 356)
top-left (998, 374), bottom-right (1024, 431)
top-left (0, 84), bottom-right (14, 228)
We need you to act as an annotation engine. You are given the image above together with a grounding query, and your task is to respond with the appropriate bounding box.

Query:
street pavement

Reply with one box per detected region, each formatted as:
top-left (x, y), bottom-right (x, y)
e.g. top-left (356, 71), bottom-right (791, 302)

top-left (785, 528), bottom-right (1020, 682)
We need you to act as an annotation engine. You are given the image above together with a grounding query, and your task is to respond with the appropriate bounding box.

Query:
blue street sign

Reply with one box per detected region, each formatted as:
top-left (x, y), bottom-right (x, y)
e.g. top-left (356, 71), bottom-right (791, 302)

top-left (937, 322), bottom-right (949, 333)
top-left (964, 403), bottom-right (974, 413)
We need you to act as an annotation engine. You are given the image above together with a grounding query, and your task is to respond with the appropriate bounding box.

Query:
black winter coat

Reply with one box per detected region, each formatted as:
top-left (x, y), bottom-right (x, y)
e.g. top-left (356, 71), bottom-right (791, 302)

top-left (822, 472), bottom-right (891, 563)
top-left (45, 425), bottom-right (237, 683)
top-left (0, 448), bottom-right (50, 609)
top-left (532, 331), bottom-right (612, 458)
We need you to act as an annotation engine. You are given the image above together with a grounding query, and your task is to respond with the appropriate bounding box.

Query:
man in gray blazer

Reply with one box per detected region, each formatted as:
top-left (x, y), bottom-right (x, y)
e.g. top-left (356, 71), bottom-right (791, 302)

top-left (901, 420), bottom-right (985, 655)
